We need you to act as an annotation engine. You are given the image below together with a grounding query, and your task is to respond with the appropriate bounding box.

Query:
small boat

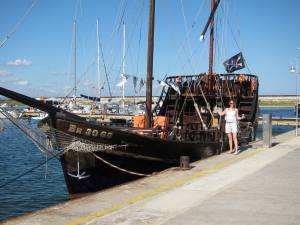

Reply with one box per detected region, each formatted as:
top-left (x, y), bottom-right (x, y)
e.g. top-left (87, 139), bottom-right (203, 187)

top-left (31, 112), bottom-right (48, 120)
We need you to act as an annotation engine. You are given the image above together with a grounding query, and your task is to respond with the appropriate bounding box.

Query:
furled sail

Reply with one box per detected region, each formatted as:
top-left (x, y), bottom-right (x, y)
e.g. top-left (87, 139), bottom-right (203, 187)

top-left (80, 94), bottom-right (100, 102)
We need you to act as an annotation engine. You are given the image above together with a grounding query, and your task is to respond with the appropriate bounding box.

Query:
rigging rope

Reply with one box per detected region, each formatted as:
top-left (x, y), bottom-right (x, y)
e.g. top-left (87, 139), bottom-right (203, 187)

top-left (107, 0), bottom-right (128, 96)
top-left (62, 60), bottom-right (96, 103)
top-left (219, 3), bottom-right (252, 74)
top-left (110, 1), bottom-right (146, 96)
top-left (196, 76), bottom-right (214, 118)
top-left (163, 0), bottom-right (207, 76)
top-left (98, 29), bottom-right (112, 98)
top-left (135, 19), bottom-right (143, 85)
top-left (225, 76), bottom-right (232, 99)
top-left (0, 107), bottom-right (60, 156)
top-left (180, 0), bottom-right (195, 71)
top-left (173, 88), bottom-right (188, 125)
top-left (187, 86), bottom-right (207, 130)
top-left (0, 106), bottom-right (151, 187)
top-left (0, 108), bottom-right (62, 189)
top-left (107, 0), bottom-right (127, 64)
top-left (0, 0), bottom-right (39, 49)
top-left (0, 151), bottom-right (61, 189)
top-left (0, 106), bottom-right (123, 155)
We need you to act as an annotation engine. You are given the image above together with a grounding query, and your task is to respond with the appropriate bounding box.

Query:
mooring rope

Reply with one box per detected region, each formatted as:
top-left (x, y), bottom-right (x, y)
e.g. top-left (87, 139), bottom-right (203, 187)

top-left (92, 153), bottom-right (151, 177)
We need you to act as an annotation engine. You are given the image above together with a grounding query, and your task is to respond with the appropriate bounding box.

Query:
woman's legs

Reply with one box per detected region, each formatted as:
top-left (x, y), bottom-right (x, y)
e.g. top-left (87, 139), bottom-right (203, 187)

top-left (232, 132), bottom-right (239, 153)
top-left (227, 133), bottom-right (233, 152)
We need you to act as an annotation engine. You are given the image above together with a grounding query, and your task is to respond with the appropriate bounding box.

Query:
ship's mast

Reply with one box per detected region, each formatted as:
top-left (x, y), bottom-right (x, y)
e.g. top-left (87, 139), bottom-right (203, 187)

top-left (208, 0), bottom-right (216, 94)
top-left (122, 22), bottom-right (126, 109)
top-left (73, 20), bottom-right (77, 101)
top-left (208, 0), bottom-right (215, 76)
top-left (145, 0), bottom-right (155, 128)
top-left (96, 18), bottom-right (101, 99)
top-left (200, 0), bottom-right (220, 93)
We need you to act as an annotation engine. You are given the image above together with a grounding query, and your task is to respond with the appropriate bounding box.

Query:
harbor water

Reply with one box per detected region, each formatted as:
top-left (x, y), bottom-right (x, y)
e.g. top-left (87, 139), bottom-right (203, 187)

top-left (258, 106), bottom-right (295, 118)
top-left (0, 107), bottom-right (296, 221)
top-left (0, 119), bottom-right (68, 221)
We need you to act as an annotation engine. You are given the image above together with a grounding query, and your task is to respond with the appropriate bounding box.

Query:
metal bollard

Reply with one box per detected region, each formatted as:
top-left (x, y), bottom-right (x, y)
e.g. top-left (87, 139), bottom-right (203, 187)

top-left (262, 114), bottom-right (272, 148)
top-left (180, 156), bottom-right (190, 170)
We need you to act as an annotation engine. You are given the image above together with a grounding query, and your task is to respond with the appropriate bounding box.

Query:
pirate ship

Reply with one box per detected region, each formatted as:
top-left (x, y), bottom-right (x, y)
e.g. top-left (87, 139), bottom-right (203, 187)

top-left (0, 0), bottom-right (258, 195)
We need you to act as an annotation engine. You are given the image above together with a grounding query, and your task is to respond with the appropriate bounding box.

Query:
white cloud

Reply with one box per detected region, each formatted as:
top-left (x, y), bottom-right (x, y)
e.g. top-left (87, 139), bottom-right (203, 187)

top-left (16, 80), bottom-right (29, 86)
top-left (6, 59), bottom-right (32, 66)
top-left (0, 70), bottom-right (13, 77)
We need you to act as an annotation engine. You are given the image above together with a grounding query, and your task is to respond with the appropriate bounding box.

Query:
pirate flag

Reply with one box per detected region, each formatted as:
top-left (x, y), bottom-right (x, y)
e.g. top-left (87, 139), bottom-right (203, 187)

top-left (223, 52), bottom-right (245, 73)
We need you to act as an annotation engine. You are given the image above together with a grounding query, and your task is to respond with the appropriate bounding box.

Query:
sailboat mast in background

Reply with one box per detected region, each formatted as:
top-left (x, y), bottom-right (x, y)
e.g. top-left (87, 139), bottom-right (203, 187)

top-left (122, 22), bottom-right (126, 108)
top-left (208, 0), bottom-right (215, 76)
top-left (96, 18), bottom-right (101, 99)
top-left (199, 0), bottom-right (220, 93)
top-left (73, 20), bottom-right (77, 100)
top-left (145, 0), bottom-right (155, 128)
top-left (208, 0), bottom-right (217, 94)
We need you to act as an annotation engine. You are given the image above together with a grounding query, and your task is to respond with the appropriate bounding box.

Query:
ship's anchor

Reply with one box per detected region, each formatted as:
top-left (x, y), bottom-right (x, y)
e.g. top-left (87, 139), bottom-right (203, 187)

top-left (68, 152), bottom-right (90, 180)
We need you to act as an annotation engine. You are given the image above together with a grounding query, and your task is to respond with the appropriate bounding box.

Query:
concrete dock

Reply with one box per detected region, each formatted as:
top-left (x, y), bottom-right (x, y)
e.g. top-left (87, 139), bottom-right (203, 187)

top-left (3, 130), bottom-right (300, 225)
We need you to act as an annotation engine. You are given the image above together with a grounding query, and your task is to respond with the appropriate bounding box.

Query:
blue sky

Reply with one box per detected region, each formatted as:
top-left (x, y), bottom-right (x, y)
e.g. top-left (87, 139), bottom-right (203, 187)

top-left (0, 0), bottom-right (300, 97)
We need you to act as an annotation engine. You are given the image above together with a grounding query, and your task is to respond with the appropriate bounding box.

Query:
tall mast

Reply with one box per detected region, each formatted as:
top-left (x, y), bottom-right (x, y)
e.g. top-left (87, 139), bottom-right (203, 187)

top-left (145, 0), bottom-right (155, 128)
top-left (208, 0), bottom-right (215, 75)
top-left (96, 18), bottom-right (101, 99)
top-left (200, 0), bottom-right (220, 93)
top-left (73, 20), bottom-right (77, 100)
top-left (208, 0), bottom-right (215, 93)
top-left (122, 22), bottom-right (126, 108)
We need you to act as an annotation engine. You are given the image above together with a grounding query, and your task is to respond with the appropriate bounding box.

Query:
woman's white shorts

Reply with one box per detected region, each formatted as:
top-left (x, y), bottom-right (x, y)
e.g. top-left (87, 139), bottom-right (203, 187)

top-left (225, 122), bottom-right (238, 134)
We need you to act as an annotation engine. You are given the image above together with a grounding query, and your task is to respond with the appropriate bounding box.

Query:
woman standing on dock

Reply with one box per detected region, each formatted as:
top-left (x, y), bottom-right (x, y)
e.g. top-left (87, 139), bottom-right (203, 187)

top-left (218, 100), bottom-right (243, 154)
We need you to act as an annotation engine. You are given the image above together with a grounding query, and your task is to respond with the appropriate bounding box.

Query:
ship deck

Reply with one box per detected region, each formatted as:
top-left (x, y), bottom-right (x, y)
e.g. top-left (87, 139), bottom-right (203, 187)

top-left (3, 129), bottom-right (300, 225)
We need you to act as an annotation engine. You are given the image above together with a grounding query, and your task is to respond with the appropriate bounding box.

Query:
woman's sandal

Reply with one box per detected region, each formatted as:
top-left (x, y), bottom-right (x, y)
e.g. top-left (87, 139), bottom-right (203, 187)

top-left (234, 150), bottom-right (240, 155)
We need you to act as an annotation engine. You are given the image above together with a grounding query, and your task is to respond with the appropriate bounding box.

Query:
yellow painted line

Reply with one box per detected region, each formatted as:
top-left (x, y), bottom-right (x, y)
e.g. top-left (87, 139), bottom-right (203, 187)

top-left (67, 147), bottom-right (264, 225)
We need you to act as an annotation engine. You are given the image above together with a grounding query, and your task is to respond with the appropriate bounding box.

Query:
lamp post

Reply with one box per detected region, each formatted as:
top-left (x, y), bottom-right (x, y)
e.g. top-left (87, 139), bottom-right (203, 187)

top-left (289, 59), bottom-right (299, 136)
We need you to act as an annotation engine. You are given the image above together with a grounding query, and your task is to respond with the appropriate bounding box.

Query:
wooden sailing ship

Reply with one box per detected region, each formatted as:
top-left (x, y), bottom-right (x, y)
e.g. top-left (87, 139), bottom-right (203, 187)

top-left (0, 0), bottom-right (259, 196)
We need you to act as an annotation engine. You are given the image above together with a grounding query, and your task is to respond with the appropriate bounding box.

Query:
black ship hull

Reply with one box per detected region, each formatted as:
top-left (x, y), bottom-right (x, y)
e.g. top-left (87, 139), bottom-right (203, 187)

top-left (55, 113), bottom-right (220, 195)
top-left (60, 151), bottom-right (172, 197)
top-left (59, 138), bottom-right (218, 196)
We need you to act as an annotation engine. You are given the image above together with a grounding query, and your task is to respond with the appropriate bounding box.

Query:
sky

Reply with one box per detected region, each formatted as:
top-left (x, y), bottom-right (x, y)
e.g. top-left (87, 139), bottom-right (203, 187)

top-left (0, 0), bottom-right (300, 97)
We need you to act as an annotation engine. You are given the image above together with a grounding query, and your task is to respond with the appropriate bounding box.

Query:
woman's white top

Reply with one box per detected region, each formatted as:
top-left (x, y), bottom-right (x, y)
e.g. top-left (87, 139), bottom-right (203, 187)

top-left (225, 108), bottom-right (237, 123)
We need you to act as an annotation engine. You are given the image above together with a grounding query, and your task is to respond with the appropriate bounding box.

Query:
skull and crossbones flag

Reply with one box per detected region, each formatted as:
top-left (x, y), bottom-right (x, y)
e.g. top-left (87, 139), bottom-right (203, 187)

top-left (223, 52), bottom-right (245, 73)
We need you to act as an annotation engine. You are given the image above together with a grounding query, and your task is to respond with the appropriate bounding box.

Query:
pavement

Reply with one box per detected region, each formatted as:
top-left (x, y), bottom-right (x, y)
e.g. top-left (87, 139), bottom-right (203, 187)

top-left (3, 130), bottom-right (300, 225)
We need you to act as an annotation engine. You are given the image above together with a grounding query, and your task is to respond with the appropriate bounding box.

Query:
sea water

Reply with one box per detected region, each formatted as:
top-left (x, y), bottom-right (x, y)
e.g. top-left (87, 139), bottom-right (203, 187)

top-left (258, 106), bottom-right (295, 118)
top-left (0, 119), bottom-right (68, 221)
top-left (0, 107), bottom-right (296, 221)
